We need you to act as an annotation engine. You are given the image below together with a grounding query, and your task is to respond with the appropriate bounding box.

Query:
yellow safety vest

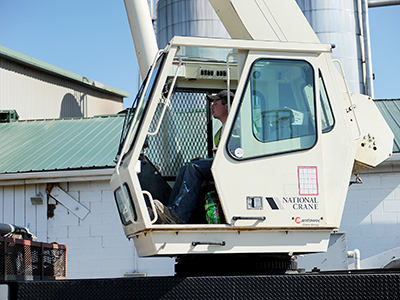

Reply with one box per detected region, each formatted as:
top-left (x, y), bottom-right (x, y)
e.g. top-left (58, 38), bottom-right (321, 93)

top-left (214, 127), bottom-right (222, 147)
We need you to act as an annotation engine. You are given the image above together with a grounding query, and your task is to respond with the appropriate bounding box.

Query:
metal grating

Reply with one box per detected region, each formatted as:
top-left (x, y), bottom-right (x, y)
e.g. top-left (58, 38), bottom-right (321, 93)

top-left (10, 272), bottom-right (400, 300)
top-left (146, 90), bottom-right (209, 177)
top-left (5, 242), bottom-right (39, 279)
top-left (42, 247), bottom-right (67, 280)
top-left (0, 236), bottom-right (67, 281)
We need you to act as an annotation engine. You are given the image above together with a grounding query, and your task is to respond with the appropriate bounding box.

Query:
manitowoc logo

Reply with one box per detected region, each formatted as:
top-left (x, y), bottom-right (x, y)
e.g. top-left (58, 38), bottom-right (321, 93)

top-left (294, 217), bottom-right (321, 226)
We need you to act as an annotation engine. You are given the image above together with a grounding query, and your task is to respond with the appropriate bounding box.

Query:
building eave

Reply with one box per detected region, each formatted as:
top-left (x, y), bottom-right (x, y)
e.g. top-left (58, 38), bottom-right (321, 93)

top-left (0, 168), bottom-right (114, 186)
top-left (0, 45), bottom-right (129, 98)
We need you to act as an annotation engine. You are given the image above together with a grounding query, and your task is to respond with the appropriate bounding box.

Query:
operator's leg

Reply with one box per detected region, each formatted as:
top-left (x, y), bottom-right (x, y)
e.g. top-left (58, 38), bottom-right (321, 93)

top-left (168, 164), bottom-right (188, 206)
top-left (168, 158), bottom-right (213, 223)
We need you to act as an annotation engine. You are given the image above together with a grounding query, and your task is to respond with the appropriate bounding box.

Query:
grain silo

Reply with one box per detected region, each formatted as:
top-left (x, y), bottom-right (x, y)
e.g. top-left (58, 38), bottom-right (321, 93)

top-left (295, 0), bottom-right (373, 97)
top-left (156, 0), bottom-right (374, 96)
top-left (157, 0), bottom-right (230, 60)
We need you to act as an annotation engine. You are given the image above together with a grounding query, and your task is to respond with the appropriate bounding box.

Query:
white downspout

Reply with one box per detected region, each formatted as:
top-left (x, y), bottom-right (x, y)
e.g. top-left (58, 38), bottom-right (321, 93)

top-left (124, 0), bottom-right (159, 80)
top-left (357, 0), bottom-right (368, 96)
top-left (368, 0), bottom-right (400, 7)
top-left (362, 0), bottom-right (375, 98)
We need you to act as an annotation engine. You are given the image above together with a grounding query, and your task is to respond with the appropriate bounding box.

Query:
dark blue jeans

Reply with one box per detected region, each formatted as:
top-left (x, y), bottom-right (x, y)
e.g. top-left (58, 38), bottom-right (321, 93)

top-left (168, 158), bottom-right (213, 223)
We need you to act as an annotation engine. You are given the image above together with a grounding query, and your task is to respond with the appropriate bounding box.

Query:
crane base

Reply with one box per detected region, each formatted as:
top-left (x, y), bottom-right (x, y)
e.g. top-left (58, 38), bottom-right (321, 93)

top-left (3, 270), bottom-right (400, 299)
top-left (175, 254), bottom-right (298, 276)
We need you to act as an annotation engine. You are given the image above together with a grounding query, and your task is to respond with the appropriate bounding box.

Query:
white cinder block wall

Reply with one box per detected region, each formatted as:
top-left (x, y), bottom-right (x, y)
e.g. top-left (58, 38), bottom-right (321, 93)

top-left (47, 179), bottom-right (175, 279)
top-left (3, 156), bottom-right (400, 276)
top-left (341, 159), bottom-right (400, 261)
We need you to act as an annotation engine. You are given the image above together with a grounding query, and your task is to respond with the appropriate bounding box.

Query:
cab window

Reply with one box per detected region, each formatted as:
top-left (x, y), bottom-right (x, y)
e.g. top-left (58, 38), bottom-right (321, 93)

top-left (114, 184), bottom-right (137, 225)
top-left (319, 72), bottom-right (335, 133)
top-left (227, 59), bottom-right (317, 159)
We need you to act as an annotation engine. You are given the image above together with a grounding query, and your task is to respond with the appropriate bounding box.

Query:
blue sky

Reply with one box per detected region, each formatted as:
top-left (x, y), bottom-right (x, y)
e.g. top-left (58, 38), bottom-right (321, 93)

top-left (1, 1), bottom-right (399, 108)
top-left (368, 5), bottom-right (400, 99)
top-left (0, 1), bottom-right (139, 107)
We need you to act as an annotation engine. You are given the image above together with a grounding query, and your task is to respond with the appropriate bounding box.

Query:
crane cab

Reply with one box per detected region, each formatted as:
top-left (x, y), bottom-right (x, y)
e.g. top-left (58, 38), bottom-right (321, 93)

top-left (110, 36), bottom-right (392, 258)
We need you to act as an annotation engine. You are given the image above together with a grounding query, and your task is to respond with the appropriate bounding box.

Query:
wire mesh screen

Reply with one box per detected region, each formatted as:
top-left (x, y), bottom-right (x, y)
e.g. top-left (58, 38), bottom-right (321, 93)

top-left (42, 246), bottom-right (68, 279)
top-left (146, 90), bottom-right (209, 177)
top-left (0, 236), bottom-right (67, 281)
top-left (4, 242), bottom-right (40, 279)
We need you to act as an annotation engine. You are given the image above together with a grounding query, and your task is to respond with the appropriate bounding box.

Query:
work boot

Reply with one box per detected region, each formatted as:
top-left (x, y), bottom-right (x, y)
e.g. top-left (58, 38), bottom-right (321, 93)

top-left (147, 206), bottom-right (162, 224)
top-left (153, 200), bottom-right (183, 224)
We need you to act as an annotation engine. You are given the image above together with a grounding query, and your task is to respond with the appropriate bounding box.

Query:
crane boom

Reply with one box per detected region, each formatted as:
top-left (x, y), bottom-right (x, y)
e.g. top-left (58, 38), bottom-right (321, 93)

top-left (124, 0), bottom-right (159, 79)
top-left (208, 0), bottom-right (319, 43)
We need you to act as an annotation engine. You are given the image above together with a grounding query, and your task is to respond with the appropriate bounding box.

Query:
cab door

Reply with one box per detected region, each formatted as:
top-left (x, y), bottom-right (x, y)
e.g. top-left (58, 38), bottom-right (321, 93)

top-left (111, 47), bottom-right (179, 237)
top-left (213, 51), bottom-right (327, 228)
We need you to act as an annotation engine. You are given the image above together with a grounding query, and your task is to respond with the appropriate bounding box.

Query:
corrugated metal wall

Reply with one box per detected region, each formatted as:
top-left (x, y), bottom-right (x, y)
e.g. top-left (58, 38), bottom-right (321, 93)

top-left (0, 57), bottom-right (124, 120)
top-left (0, 183), bottom-right (47, 241)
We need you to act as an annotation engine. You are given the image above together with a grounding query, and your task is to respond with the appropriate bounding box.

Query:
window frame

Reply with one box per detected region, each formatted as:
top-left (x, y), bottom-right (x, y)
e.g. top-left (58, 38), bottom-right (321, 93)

top-left (319, 70), bottom-right (335, 133)
top-left (114, 183), bottom-right (137, 226)
top-left (226, 57), bottom-right (319, 161)
top-left (117, 52), bottom-right (167, 161)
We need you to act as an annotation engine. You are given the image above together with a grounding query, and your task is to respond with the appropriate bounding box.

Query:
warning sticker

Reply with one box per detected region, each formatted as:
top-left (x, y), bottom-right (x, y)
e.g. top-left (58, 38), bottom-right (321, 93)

top-left (298, 166), bottom-right (318, 196)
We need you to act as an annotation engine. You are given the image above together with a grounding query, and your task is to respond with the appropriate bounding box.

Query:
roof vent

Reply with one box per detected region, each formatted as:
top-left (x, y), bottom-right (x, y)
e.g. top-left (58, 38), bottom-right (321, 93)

top-left (0, 110), bottom-right (19, 123)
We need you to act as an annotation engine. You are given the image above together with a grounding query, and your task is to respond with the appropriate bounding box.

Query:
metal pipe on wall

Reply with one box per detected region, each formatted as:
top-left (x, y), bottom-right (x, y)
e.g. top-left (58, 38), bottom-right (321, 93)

top-left (368, 0), bottom-right (400, 7)
top-left (357, 0), bottom-right (368, 97)
top-left (363, 0), bottom-right (375, 98)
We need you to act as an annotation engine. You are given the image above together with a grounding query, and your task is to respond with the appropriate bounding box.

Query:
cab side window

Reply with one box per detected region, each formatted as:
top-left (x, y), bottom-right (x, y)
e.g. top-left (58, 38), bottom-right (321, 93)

top-left (227, 59), bottom-right (317, 159)
top-left (319, 72), bottom-right (335, 133)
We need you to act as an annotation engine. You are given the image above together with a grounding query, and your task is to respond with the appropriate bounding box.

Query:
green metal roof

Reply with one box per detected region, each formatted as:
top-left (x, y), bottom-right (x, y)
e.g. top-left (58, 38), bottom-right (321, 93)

top-left (374, 99), bottom-right (400, 153)
top-left (0, 115), bottom-right (124, 174)
top-left (0, 99), bottom-right (398, 175)
top-left (0, 45), bottom-right (129, 98)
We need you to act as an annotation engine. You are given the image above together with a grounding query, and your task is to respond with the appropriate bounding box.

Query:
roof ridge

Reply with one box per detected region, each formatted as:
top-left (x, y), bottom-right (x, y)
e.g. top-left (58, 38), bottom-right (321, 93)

top-left (1, 113), bottom-right (126, 123)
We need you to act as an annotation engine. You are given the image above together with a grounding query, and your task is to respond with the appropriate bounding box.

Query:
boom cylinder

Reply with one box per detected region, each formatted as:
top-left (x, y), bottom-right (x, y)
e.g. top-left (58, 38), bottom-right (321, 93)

top-left (124, 0), bottom-right (159, 79)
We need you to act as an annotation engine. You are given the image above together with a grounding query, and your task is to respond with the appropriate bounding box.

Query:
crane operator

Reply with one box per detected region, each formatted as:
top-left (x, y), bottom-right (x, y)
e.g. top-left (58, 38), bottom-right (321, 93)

top-left (153, 90), bottom-right (234, 224)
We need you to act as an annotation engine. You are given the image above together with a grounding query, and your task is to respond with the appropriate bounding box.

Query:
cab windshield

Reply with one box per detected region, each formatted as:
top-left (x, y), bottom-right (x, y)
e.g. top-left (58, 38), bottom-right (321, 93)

top-left (115, 52), bottom-right (166, 161)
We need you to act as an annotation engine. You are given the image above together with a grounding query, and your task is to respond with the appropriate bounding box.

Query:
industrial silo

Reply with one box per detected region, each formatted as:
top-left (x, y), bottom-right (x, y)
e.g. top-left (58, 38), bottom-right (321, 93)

top-left (156, 0), bottom-right (373, 97)
top-left (296, 0), bottom-right (373, 97)
top-left (156, 0), bottom-right (230, 60)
